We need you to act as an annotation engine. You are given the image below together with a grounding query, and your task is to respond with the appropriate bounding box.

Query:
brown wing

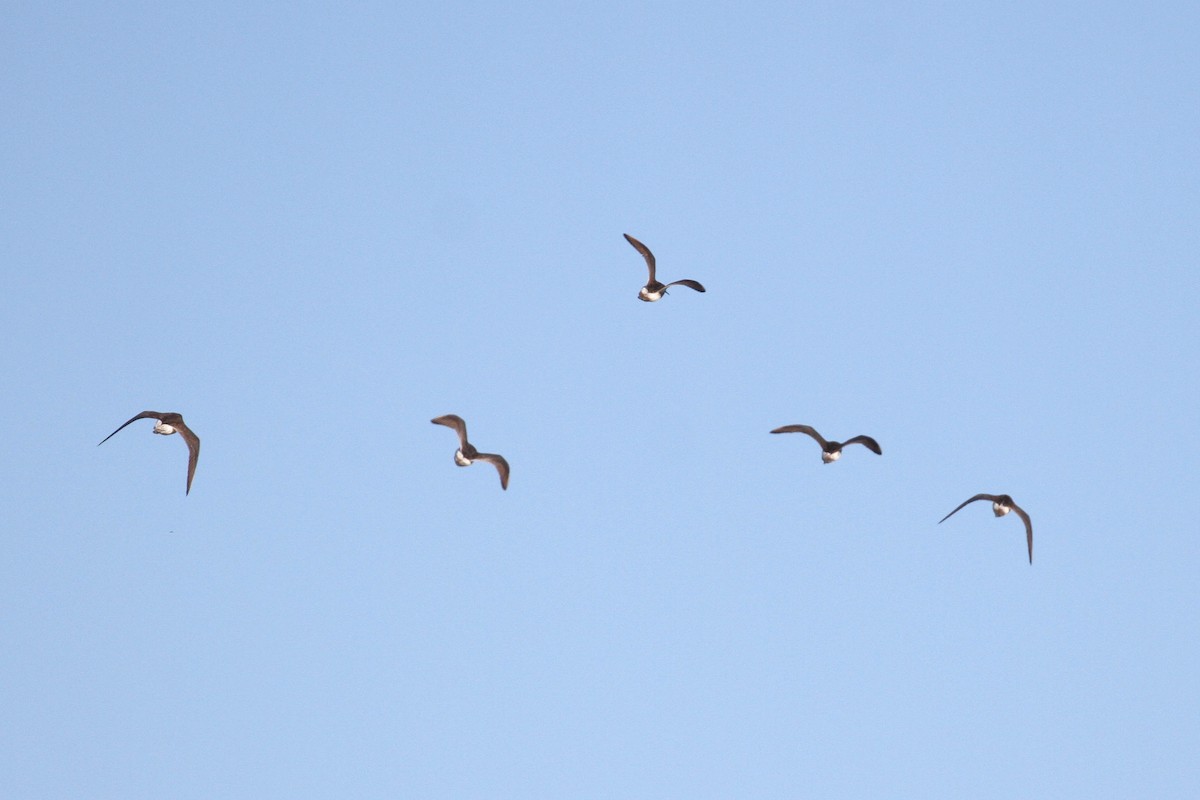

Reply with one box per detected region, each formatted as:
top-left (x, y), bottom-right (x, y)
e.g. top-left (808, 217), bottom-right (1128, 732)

top-left (770, 424), bottom-right (828, 448)
top-left (937, 493), bottom-right (1001, 524)
top-left (98, 411), bottom-right (166, 446)
top-left (843, 435), bottom-right (882, 455)
top-left (1009, 501), bottom-right (1034, 564)
top-left (431, 414), bottom-right (469, 448)
top-left (171, 418), bottom-right (201, 495)
top-left (623, 233), bottom-right (656, 284)
top-left (473, 453), bottom-right (510, 490)
top-left (664, 279), bottom-right (705, 293)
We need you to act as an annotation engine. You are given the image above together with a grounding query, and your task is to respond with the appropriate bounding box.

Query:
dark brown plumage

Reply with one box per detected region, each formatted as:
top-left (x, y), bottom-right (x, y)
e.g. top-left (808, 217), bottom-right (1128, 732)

top-left (770, 424), bottom-right (881, 463)
top-left (431, 414), bottom-right (510, 490)
top-left (98, 411), bottom-right (200, 495)
top-left (938, 493), bottom-right (1033, 564)
top-left (623, 233), bottom-right (706, 302)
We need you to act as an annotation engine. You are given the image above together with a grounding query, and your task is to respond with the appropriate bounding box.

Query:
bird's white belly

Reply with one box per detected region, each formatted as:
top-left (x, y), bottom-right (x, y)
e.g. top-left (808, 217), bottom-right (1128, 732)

top-left (641, 288), bottom-right (663, 301)
top-left (993, 502), bottom-right (1011, 516)
top-left (822, 451), bottom-right (840, 463)
top-left (454, 449), bottom-right (473, 467)
top-left (153, 423), bottom-right (176, 435)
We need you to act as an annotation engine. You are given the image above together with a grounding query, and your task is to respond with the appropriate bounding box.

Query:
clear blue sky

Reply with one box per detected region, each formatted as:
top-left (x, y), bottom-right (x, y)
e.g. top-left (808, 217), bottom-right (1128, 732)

top-left (2, 2), bottom-right (1197, 797)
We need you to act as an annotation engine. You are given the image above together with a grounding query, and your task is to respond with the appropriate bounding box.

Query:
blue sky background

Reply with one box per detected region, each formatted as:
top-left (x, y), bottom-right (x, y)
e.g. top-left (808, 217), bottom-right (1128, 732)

top-left (2, 2), bottom-right (1198, 797)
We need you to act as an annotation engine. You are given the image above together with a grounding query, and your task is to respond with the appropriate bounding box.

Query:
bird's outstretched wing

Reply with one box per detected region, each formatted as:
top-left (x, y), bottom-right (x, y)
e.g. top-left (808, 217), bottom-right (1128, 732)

top-left (843, 435), bottom-right (882, 455)
top-left (473, 453), bottom-right (510, 490)
top-left (664, 279), bottom-right (705, 293)
top-left (937, 493), bottom-right (1001, 524)
top-left (431, 414), bottom-right (469, 449)
top-left (770, 424), bottom-right (828, 448)
top-left (623, 233), bottom-right (656, 284)
top-left (98, 411), bottom-right (165, 446)
top-left (1009, 501), bottom-right (1034, 564)
top-left (171, 419), bottom-right (201, 495)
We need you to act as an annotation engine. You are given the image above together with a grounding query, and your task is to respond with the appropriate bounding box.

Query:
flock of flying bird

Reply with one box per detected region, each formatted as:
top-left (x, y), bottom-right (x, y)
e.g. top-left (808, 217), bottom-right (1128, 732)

top-left (98, 233), bottom-right (1036, 564)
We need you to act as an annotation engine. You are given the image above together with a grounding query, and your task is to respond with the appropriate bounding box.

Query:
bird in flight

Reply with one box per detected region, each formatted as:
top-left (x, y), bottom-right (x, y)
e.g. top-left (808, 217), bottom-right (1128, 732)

top-left (623, 233), bottom-right (706, 302)
top-left (98, 411), bottom-right (200, 495)
top-left (431, 414), bottom-right (510, 490)
top-left (938, 493), bottom-right (1034, 564)
top-left (770, 424), bottom-right (882, 463)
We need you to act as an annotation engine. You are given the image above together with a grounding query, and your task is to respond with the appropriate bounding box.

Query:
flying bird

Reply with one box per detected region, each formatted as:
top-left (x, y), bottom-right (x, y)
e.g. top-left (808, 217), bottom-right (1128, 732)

top-left (623, 233), bottom-right (706, 302)
top-left (938, 493), bottom-right (1034, 564)
top-left (770, 424), bottom-right (882, 463)
top-left (98, 411), bottom-right (200, 495)
top-left (431, 414), bottom-right (510, 490)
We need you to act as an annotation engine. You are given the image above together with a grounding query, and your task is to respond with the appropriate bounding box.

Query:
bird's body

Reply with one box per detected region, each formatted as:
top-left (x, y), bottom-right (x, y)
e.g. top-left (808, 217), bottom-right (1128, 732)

top-left (938, 493), bottom-right (1034, 564)
top-left (431, 414), bottom-right (510, 490)
top-left (623, 233), bottom-right (706, 302)
top-left (770, 424), bottom-right (881, 463)
top-left (98, 411), bottom-right (200, 495)
top-left (639, 284), bottom-right (667, 302)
